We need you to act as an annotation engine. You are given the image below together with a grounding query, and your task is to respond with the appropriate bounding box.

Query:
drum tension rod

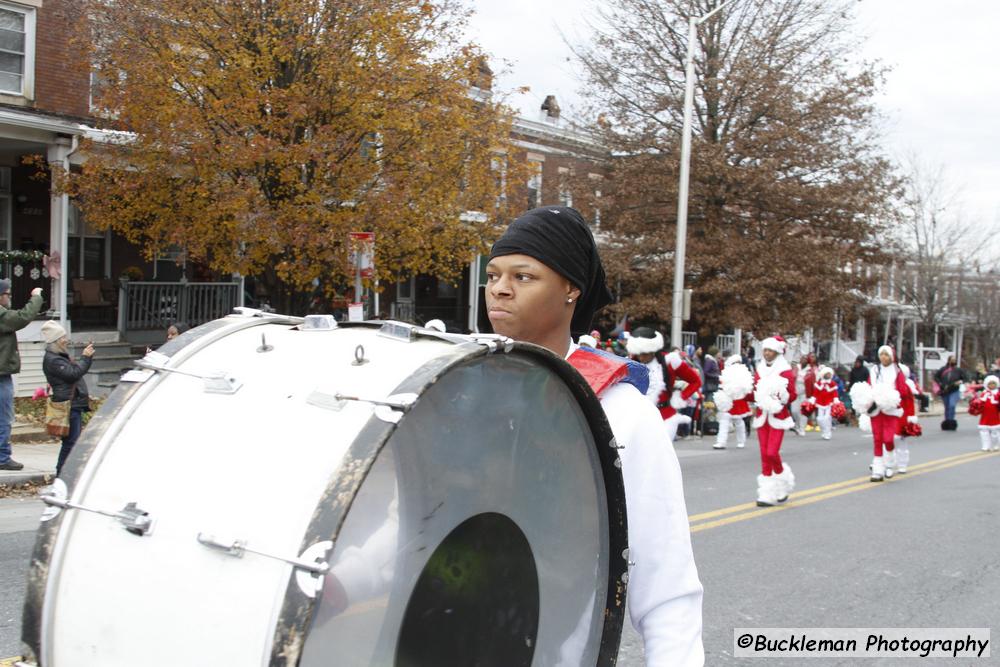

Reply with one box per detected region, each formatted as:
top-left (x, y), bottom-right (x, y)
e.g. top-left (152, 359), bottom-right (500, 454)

top-left (135, 359), bottom-right (242, 395)
top-left (196, 533), bottom-right (330, 576)
top-left (39, 494), bottom-right (154, 536)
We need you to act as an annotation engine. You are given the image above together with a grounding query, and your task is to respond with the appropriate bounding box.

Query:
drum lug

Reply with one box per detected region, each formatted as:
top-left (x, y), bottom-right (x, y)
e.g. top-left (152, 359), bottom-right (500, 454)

top-left (377, 320), bottom-right (417, 342)
top-left (609, 437), bottom-right (624, 450)
top-left (196, 533), bottom-right (331, 579)
top-left (469, 334), bottom-right (514, 354)
top-left (39, 484), bottom-right (154, 536)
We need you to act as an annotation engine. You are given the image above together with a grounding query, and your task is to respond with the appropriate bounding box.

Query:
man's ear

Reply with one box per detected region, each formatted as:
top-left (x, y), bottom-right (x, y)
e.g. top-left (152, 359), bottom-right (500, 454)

top-left (567, 284), bottom-right (581, 302)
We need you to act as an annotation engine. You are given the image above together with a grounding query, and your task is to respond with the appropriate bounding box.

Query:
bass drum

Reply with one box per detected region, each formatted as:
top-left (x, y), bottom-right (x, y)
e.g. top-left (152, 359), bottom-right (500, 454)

top-left (21, 314), bottom-right (628, 667)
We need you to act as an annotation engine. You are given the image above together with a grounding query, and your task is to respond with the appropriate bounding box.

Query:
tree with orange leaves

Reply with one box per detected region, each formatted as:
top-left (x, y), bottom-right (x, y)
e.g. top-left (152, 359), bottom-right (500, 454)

top-left (65, 0), bottom-right (522, 313)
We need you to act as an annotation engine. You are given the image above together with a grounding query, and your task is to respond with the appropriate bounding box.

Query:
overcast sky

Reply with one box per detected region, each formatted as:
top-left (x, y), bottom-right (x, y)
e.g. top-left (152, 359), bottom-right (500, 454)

top-left (463, 0), bottom-right (1000, 228)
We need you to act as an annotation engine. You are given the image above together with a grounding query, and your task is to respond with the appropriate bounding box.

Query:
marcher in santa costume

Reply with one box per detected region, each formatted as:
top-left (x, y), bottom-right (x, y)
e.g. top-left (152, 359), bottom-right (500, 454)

top-left (812, 366), bottom-right (840, 440)
top-left (626, 327), bottom-right (667, 406)
top-left (712, 355), bottom-right (754, 450)
top-left (626, 332), bottom-right (702, 443)
top-left (752, 336), bottom-right (797, 506)
top-left (850, 345), bottom-right (912, 481)
top-left (974, 375), bottom-right (1000, 452)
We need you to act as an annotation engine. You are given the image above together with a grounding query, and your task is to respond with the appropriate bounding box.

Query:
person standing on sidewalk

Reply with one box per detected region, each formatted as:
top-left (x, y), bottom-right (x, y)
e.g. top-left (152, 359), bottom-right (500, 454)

top-left (0, 281), bottom-right (43, 471)
top-left (41, 321), bottom-right (95, 476)
top-left (934, 356), bottom-right (965, 429)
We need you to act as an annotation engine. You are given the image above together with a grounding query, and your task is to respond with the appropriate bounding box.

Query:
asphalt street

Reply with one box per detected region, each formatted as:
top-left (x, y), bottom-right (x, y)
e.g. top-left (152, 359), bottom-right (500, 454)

top-left (1, 415), bottom-right (996, 665)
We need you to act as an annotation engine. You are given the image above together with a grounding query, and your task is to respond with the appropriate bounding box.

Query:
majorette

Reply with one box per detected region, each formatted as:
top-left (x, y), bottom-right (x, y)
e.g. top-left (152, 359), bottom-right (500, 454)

top-left (849, 345), bottom-right (912, 481)
top-left (811, 366), bottom-right (840, 441)
top-left (627, 329), bottom-right (702, 443)
top-left (713, 354), bottom-right (754, 450)
top-left (752, 335), bottom-right (796, 506)
top-left (974, 375), bottom-right (1000, 452)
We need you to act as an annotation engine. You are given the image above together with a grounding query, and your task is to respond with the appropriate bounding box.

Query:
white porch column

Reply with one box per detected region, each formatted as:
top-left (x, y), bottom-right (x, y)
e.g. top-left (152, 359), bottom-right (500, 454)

top-left (47, 137), bottom-right (74, 328)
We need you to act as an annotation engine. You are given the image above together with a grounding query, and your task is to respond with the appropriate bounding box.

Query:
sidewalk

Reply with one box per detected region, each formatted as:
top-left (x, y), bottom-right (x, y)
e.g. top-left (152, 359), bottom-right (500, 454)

top-left (2, 418), bottom-right (58, 488)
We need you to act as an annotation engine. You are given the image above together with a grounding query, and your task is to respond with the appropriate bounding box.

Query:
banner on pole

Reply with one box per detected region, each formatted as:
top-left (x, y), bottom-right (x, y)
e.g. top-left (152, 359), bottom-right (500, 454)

top-left (348, 232), bottom-right (376, 279)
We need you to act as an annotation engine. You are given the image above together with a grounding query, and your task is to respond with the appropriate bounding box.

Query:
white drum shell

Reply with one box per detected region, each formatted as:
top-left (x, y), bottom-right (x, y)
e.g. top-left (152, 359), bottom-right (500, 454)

top-left (43, 319), bottom-right (452, 666)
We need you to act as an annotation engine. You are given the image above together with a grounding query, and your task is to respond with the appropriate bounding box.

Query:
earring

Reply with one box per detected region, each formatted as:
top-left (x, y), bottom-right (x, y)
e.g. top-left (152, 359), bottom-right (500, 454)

top-left (567, 298), bottom-right (574, 303)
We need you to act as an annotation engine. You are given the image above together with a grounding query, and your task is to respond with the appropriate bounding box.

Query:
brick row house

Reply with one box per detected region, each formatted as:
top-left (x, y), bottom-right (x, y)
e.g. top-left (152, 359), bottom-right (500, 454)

top-left (1, 0), bottom-right (240, 396)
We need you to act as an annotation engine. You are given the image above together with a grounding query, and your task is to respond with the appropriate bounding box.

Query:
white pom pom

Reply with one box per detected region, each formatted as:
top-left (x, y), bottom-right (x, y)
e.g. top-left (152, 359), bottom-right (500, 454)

top-left (850, 382), bottom-right (873, 412)
top-left (720, 363), bottom-right (754, 398)
top-left (755, 374), bottom-right (787, 414)
top-left (859, 413), bottom-right (872, 433)
top-left (872, 383), bottom-right (901, 411)
top-left (670, 391), bottom-right (686, 410)
top-left (714, 392), bottom-right (733, 413)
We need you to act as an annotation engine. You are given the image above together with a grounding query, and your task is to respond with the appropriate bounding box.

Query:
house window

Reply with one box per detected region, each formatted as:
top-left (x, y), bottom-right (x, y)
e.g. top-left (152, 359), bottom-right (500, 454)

top-left (558, 167), bottom-right (572, 207)
top-left (526, 162), bottom-right (542, 210)
top-left (0, 3), bottom-right (35, 98)
top-left (67, 205), bottom-right (109, 279)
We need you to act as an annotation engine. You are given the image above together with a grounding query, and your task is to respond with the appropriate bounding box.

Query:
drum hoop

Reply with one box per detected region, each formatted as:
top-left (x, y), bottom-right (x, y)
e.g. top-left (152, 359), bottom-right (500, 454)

top-left (267, 334), bottom-right (628, 667)
top-left (22, 314), bottom-right (299, 664)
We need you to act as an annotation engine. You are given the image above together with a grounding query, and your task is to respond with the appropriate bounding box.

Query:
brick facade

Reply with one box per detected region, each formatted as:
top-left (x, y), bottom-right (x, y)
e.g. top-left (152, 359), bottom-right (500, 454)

top-left (29, 0), bottom-right (91, 118)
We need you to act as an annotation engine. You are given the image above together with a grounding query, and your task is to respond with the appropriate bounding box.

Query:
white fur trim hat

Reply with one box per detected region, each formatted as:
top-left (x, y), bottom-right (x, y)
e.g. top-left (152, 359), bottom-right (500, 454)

top-left (819, 365), bottom-right (834, 378)
top-left (725, 354), bottom-right (743, 366)
top-left (41, 320), bottom-right (67, 344)
top-left (626, 329), bottom-right (664, 356)
top-left (985, 375), bottom-right (1000, 389)
top-left (761, 336), bottom-right (786, 354)
top-left (877, 345), bottom-right (895, 361)
top-left (578, 334), bottom-right (598, 348)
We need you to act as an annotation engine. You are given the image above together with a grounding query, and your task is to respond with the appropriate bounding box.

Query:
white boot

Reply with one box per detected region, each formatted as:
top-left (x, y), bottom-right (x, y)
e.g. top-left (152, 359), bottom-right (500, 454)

top-left (773, 464), bottom-right (795, 503)
top-left (736, 419), bottom-right (747, 448)
top-left (896, 441), bottom-right (910, 474)
top-left (883, 449), bottom-right (896, 479)
top-left (981, 429), bottom-right (992, 452)
top-left (756, 474), bottom-right (778, 507)
top-left (870, 456), bottom-right (885, 482)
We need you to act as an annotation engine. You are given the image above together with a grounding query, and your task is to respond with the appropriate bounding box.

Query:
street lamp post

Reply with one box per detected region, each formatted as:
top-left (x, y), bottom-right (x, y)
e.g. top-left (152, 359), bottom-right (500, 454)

top-left (670, 0), bottom-right (739, 350)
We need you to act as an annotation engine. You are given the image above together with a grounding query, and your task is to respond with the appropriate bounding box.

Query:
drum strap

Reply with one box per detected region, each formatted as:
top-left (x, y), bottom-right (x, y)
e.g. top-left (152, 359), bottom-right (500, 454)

top-left (569, 347), bottom-right (649, 397)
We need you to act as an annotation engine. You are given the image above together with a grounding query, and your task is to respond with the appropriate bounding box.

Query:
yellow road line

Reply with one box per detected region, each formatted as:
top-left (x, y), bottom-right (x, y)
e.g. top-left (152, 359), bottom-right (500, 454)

top-left (688, 450), bottom-right (984, 525)
top-left (689, 451), bottom-right (991, 533)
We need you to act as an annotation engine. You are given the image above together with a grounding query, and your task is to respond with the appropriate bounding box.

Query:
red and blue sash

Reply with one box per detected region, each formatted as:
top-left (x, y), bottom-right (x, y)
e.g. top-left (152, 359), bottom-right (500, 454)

top-left (568, 346), bottom-right (649, 398)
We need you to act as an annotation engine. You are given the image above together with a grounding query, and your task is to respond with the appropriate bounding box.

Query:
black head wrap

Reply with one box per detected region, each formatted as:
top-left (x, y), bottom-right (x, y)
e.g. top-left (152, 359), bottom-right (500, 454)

top-left (489, 206), bottom-right (613, 336)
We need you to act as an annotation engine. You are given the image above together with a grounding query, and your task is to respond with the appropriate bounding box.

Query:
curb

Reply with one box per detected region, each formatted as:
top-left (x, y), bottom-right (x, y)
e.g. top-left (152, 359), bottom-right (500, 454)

top-left (0, 472), bottom-right (53, 488)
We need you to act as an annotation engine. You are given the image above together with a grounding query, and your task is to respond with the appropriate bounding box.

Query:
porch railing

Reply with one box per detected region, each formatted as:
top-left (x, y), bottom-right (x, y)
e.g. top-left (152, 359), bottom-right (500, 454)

top-left (118, 281), bottom-right (240, 335)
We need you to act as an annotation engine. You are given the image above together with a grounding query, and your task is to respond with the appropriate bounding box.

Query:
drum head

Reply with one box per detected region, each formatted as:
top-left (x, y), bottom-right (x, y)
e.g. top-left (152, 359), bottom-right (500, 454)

top-left (297, 349), bottom-right (622, 666)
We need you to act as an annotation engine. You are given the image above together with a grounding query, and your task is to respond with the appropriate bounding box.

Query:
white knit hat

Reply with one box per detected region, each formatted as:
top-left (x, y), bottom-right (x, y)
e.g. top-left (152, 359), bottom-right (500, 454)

top-left (41, 320), bottom-right (67, 344)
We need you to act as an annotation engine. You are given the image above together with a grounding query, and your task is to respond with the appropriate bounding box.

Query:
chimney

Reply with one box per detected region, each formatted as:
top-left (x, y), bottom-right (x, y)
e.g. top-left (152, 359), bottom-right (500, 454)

top-left (540, 95), bottom-right (561, 123)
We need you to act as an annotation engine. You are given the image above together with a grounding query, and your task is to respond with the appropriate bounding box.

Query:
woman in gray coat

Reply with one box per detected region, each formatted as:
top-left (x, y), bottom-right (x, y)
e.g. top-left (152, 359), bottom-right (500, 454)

top-left (41, 321), bottom-right (94, 476)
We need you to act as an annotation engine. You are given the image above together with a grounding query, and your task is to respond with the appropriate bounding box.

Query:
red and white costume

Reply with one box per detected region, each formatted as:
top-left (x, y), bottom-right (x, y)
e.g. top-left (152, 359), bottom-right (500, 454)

top-left (658, 351), bottom-right (702, 443)
top-left (752, 336), bottom-right (797, 506)
top-left (855, 345), bottom-right (912, 481)
top-left (713, 354), bottom-right (754, 449)
top-left (812, 366), bottom-right (839, 440)
top-left (976, 375), bottom-right (1000, 452)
